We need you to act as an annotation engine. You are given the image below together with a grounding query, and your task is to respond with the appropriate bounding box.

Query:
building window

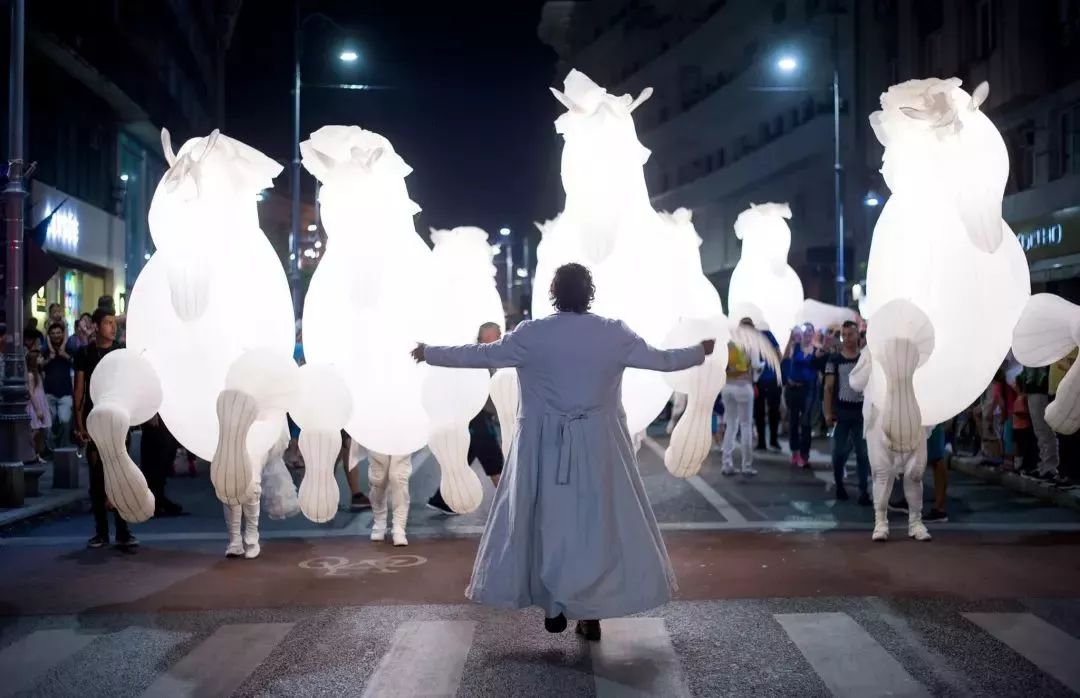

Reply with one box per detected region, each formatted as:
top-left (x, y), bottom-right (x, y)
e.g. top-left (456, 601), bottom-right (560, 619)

top-left (920, 30), bottom-right (941, 76)
top-left (974, 0), bottom-right (996, 58)
top-left (1061, 104), bottom-right (1080, 177)
top-left (1010, 122), bottom-right (1036, 191)
top-left (773, 2), bottom-right (787, 23)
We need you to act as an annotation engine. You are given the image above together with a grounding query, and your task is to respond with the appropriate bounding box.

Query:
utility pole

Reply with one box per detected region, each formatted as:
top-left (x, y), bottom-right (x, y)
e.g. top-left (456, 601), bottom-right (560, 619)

top-left (1, 0), bottom-right (33, 506)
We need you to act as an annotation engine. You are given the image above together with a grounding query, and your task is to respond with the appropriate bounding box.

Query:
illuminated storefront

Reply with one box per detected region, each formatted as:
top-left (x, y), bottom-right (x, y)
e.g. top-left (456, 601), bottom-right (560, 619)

top-left (28, 181), bottom-right (126, 332)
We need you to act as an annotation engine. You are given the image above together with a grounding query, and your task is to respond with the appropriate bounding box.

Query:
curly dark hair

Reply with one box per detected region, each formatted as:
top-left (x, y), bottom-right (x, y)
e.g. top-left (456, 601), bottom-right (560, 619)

top-left (549, 263), bottom-right (595, 314)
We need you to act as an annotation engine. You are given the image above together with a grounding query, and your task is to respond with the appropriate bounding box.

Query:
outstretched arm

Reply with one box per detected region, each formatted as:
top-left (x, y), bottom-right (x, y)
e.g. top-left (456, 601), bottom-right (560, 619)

top-left (622, 322), bottom-right (710, 372)
top-left (417, 323), bottom-right (528, 369)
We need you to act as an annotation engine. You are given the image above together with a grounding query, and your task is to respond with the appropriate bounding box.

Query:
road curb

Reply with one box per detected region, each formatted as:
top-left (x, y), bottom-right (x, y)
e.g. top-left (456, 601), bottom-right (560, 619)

top-left (950, 456), bottom-right (1080, 512)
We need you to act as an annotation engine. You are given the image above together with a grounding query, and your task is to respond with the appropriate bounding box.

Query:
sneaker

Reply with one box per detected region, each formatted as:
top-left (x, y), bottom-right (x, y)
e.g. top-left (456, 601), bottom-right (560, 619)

top-left (835, 486), bottom-right (849, 501)
top-left (87, 535), bottom-right (107, 549)
top-left (721, 464), bottom-right (736, 476)
top-left (741, 466), bottom-right (758, 477)
top-left (857, 492), bottom-right (872, 507)
top-left (392, 530), bottom-right (409, 547)
top-left (1030, 471), bottom-right (1057, 483)
top-left (115, 534), bottom-right (139, 549)
top-left (370, 526), bottom-right (387, 542)
top-left (755, 443), bottom-right (767, 452)
top-left (769, 441), bottom-right (782, 451)
top-left (349, 493), bottom-right (372, 512)
top-left (908, 521), bottom-right (932, 541)
top-left (426, 493), bottom-right (458, 516)
top-left (1055, 476), bottom-right (1078, 490)
top-left (923, 509), bottom-right (948, 522)
top-left (790, 454), bottom-right (800, 466)
top-left (888, 499), bottom-right (909, 514)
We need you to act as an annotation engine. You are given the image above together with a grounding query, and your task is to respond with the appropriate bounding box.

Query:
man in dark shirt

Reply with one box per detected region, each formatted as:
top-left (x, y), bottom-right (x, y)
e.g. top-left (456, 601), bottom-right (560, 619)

top-left (824, 321), bottom-right (871, 505)
top-left (74, 308), bottom-right (137, 550)
top-left (42, 322), bottom-right (74, 451)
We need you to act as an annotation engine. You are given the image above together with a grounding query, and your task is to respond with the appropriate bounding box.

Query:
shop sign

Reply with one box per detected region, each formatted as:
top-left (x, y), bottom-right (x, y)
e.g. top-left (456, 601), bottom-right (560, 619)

top-left (1012, 207), bottom-right (1080, 263)
top-left (46, 208), bottom-right (80, 251)
top-left (1016, 223), bottom-right (1063, 252)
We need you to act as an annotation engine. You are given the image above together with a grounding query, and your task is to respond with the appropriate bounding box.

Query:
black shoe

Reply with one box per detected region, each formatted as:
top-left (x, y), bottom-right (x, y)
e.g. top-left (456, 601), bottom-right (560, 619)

top-left (426, 493), bottom-right (458, 516)
top-left (755, 443), bottom-right (767, 452)
top-left (923, 509), bottom-right (948, 522)
top-left (835, 486), bottom-right (849, 501)
top-left (576, 619), bottom-right (601, 642)
top-left (349, 493), bottom-right (372, 512)
top-left (544, 613), bottom-right (567, 633)
top-left (888, 499), bottom-right (909, 513)
top-left (87, 535), bottom-right (107, 549)
top-left (769, 441), bottom-right (782, 451)
top-left (115, 534), bottom-right (139, 549)
top-left (858, 493), bottom-right (872, 507)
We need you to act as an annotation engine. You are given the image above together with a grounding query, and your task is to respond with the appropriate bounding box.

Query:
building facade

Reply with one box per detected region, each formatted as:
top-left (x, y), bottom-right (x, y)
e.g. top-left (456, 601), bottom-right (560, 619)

top-left (541, 0), bottom-right (1080, 305)
top-left (3, 1), bottom-right (242, 329)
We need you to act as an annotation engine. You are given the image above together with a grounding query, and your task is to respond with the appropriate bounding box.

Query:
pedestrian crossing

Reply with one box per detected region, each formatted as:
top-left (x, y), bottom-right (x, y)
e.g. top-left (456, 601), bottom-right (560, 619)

top-left (0, 600), bottom-right (1078, 697)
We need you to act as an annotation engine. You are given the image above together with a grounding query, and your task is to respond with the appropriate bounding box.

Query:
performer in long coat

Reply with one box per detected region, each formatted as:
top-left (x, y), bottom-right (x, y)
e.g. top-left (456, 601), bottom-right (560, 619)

top-left (413, 263), bottom-right (712, 641)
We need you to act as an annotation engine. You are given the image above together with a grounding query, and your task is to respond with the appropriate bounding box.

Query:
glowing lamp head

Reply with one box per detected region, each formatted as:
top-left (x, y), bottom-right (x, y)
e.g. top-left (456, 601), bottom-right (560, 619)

top-left (776, 55), bottom-right (798, 73)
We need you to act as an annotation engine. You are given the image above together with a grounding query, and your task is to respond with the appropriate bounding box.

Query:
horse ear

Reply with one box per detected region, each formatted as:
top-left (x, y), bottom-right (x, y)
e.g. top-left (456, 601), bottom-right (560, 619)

top-left (628, 86), bottom-right (653, 113)
top-left (550, 87), bottom-right (583, 113)
top-left (970, 81), bottom-right (989, 110)
top-left (195, 129), bottom-right (221, 161)
top-left (161, 129), bottom-right (177, 166)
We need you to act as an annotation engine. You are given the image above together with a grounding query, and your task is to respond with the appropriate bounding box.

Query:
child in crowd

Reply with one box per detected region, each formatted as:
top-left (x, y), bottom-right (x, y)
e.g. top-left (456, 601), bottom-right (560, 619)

top-left (25, 350), bottom-right (51, 462)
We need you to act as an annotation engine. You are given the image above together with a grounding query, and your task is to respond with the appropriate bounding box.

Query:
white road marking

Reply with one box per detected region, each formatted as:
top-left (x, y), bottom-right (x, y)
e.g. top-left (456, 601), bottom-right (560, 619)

top-left (141, 622), bottom-right (293, 698)
top-left (591, 617), bottom-right (690, 698)
top-left (964, 612), bottom-right (1080, 693)
top-left (362, 620), bottom-right (476, 698)
top-left (642, 436), bottom-right (747, 524)
top-left (776, 612), bottom-right (929, 697)
top-left (0, 628), bottom-right (99, 696)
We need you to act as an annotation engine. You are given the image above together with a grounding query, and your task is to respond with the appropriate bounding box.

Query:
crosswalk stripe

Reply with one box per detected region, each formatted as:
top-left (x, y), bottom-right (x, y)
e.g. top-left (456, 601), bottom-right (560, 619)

top-left (591, 618), bottom-right (690, 698)
top-left (643, 436), bottom-right (748, 523)
top-left (362, 620), bottom-right (476, 698)
top-left (776, 612), bottom-right (929, 698)
top-left (0, 628), bottom-right (98, 697)
top-left (141, 622), bottom-right (293, 698)
top-left (964, 612), bottom-right (1080, 693)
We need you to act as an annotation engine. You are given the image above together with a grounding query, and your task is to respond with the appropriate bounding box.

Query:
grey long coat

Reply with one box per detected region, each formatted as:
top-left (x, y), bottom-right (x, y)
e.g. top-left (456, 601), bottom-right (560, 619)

top-left (425, 312), bottom-right (705, 619)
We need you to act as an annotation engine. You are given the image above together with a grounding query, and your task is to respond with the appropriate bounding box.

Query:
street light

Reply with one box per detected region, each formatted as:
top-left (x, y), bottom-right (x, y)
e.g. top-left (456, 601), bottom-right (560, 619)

top-left (772, 24), bottom-right (845, 306)
top-left (306, 223), bottom-right (318, 232)
top-left (119, 173), bottom-right (130, 182)
top-left (293, 6), bottom-right (360, 318)
top-left (499, 226), bottom-right (511, 237)
top-left (864, 191), bottom-right (881, 207)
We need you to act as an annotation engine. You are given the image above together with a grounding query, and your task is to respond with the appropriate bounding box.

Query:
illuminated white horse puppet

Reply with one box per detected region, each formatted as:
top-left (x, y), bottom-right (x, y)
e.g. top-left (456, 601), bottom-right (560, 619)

top-left (87, 130), bottom-right (299, 559)
top-left (854, 78), bottom-right (1030, 541)
top-left (301, 126), bottom-right (435, 546)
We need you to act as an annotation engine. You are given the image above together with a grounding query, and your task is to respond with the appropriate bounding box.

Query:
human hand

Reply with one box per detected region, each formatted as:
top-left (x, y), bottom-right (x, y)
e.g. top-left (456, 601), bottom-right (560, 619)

top-left (701, 339), bottom-right (715, 356)
top-left (411, 343), bottom-right (426, 363)
top-left (825, 414), bottom-right (837, 428)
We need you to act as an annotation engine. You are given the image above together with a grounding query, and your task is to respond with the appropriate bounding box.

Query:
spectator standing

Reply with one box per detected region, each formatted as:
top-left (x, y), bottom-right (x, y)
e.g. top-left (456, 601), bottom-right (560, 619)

top-left (753, 329), bottom-right (782, 451)
top-left (720, 319), bottom-right (758, 477)
top-left (25, 350), bottom-right (50, 462)
top-left (824, 321), bottom-right (871, 505)
top-left (1051, 349), bottom-right (1078, 488)
top-left (66, 312), bottom-right (94, 356)
top-left (74, 308), bottom-right (138, 550)
top-left (42, 322), bottom-right (74, 450)
top-left (783, 326), bottom-right (818, 468)
top-left (428, 322), bottom-right (507, 514)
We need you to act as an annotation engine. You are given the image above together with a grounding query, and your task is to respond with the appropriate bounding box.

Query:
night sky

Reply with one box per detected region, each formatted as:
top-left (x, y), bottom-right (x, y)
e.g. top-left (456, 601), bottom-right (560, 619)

top-left (225, 0), bottom-right (561, 241)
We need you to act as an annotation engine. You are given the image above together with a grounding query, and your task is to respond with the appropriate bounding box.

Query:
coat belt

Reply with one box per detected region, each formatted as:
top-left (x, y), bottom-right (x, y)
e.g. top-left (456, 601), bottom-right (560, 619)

top-left (542, 410), bottom-right (596, 486)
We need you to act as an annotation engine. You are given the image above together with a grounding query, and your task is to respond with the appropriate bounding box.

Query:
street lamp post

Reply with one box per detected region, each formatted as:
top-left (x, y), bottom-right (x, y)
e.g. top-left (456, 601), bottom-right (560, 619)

top-left (291, 4), bottom-right (360, 318)
top-left (774, 12), bottom-right (847, 306)
top-left (1, 0), bottom-right (31, 506)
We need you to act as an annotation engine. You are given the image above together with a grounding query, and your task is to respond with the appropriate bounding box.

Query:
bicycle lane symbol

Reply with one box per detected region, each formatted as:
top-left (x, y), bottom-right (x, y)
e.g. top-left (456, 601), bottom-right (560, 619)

top-left (298, 554), bottom-right (428, 578)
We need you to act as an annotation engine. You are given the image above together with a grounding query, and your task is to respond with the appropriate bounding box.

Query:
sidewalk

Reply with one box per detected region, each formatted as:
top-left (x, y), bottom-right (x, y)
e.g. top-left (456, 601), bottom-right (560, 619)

top-left (0, 459), bottom-right (89, 530)
top-left (950, 455), bottom-right (1080, 512)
